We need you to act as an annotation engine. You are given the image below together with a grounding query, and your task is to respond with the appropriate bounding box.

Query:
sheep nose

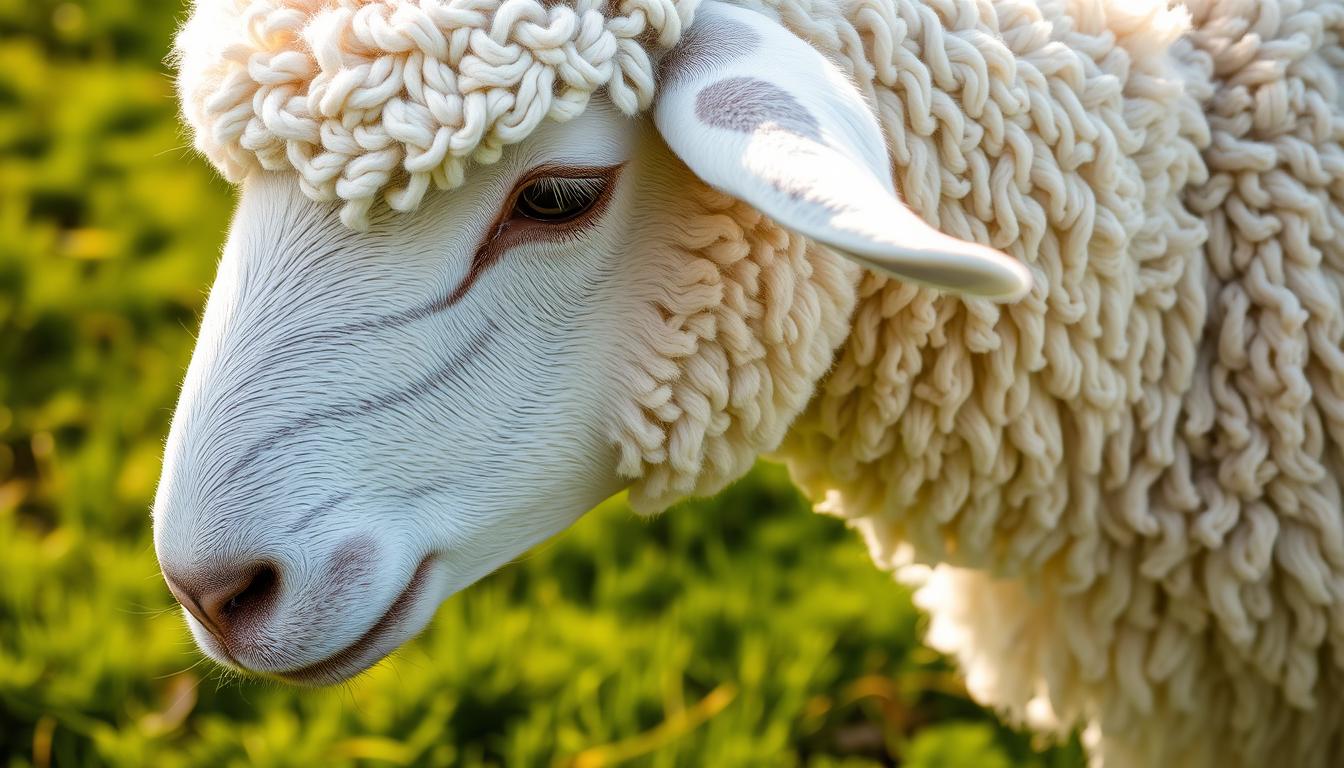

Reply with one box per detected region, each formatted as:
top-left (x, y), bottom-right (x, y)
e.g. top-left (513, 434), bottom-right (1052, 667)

top-left (162, 561), bottom-right (280, 648)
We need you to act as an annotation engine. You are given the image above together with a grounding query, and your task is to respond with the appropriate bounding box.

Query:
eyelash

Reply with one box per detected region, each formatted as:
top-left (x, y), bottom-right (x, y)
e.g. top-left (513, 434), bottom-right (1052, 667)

top-left (513, 176), bottom-right (608, 222)
top-left (448, 165), bottom-right (622, 305)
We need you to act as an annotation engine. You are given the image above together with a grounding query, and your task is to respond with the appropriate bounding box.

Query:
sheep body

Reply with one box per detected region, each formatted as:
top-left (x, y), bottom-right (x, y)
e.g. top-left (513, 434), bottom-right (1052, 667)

top-left (766, 0), bottom-right (1344, 764)
top-left (174, 0), bottom-right (1344, 763)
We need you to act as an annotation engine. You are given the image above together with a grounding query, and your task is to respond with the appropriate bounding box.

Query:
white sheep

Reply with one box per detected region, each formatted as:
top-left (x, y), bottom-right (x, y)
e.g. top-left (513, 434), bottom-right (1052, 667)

top-left (156, 0), bottom-right (1344, 765)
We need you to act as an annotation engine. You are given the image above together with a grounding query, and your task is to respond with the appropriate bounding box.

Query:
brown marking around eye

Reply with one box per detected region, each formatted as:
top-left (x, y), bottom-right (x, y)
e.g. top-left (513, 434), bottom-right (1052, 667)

top-left (319, 166), bottom-right (621, 338)
top-left (445, 164), bottom-right (624, 305)
top-left (657, 14), bottom-right (761, 85)
top-left (695, 76), bottom-right (822, 142)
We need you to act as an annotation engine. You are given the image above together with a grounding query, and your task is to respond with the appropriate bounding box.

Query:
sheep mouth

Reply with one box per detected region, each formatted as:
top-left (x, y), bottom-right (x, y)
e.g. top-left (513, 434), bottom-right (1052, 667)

top-left (272, 555), bottom-right (437, 686)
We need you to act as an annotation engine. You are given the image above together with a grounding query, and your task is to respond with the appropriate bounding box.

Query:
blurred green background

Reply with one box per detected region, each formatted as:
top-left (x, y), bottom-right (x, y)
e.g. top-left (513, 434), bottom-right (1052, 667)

top-left (0, 1), bottom-right (1082, 765)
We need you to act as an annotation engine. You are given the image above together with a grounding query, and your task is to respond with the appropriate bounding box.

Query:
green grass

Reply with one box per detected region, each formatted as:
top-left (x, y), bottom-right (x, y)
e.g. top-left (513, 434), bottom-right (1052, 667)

top-left (3, 468), bottom-right (1084, 767)
top-left (0, 2), bottom-right (1082, 765)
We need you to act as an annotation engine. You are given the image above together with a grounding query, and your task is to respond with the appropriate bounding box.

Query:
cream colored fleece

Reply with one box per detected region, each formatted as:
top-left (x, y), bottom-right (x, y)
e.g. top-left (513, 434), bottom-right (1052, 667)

top-left (175, 0), bottom-right (1344, 764)
top-left (773, 0), bottom-right (1344, 765)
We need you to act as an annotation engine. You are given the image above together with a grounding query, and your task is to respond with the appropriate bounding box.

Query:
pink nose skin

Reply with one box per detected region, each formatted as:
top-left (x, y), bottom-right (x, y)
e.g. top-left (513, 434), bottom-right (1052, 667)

top-left (162, 561), bottom-right (280, 653)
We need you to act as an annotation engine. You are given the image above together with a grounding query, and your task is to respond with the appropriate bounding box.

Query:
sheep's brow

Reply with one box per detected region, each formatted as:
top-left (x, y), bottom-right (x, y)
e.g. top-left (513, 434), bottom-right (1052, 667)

top-left (175, 0), bottom-right (698, 230)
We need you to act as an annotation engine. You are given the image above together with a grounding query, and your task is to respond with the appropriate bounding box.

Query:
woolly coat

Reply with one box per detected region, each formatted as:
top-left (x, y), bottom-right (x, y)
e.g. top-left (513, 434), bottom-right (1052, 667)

top-left (774, 0), bottom-right (1344, 764)
top-left (175, 0), bottom-right (1344, 765)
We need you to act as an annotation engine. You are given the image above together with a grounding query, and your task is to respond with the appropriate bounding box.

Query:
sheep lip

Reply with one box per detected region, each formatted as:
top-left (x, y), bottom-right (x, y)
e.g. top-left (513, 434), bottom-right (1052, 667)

top-left (273, 555), bottom-right (437, 685)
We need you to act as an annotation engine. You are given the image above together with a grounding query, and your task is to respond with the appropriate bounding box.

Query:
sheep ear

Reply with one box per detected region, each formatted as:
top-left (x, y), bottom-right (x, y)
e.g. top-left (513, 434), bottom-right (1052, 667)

top-left (653, 2), bottom-right (1032, 301)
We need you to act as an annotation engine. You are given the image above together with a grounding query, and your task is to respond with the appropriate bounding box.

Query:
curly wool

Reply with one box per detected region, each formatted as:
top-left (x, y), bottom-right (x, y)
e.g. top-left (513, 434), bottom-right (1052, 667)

top-left (610, 157), bottom-right (859, 510)
top-left (768, 0), bottom-right (1344, 765)
top-left (173, 0), bottom-right (696, 228)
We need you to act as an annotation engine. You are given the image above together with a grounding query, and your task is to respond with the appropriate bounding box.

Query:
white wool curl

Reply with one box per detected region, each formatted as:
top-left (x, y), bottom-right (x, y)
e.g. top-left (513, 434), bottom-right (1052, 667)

top-left (769, 0), bottom-right (1344, 765)
top-left (173, 0), bottom-right (698, 229)
top-left (612, 168), bottom-right (859, 511)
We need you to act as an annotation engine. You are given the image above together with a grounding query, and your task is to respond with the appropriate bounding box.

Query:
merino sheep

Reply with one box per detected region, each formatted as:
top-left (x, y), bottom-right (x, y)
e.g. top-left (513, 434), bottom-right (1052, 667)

top-left (157, 0), bottom-right (1344, 765)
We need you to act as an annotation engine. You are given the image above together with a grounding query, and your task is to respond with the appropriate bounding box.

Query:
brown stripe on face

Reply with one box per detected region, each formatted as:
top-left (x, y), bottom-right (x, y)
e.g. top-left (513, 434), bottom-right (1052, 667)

top-left (695, 77), bottom-right (822, 142)
top-left (211, 321), bottom-right (498, 494)
top-left (657, 14), bottom-right (761, 85)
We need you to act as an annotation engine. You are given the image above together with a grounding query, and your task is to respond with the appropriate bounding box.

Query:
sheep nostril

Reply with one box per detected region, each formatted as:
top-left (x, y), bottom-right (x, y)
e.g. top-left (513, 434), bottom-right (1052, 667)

top-left (163, 560), bottom-right (282, 649)
top-left (221, 563), bottom-right (278, 618)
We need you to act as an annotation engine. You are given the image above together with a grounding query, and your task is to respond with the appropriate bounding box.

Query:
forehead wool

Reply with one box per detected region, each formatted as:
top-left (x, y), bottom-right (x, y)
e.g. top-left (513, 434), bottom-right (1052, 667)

top-left (174, 0), bottom-right (698, 228)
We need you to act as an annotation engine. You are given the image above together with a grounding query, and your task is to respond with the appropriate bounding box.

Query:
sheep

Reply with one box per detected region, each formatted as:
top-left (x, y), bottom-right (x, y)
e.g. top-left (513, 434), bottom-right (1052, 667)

top-left (158, 0), bottom-right (1344, 765)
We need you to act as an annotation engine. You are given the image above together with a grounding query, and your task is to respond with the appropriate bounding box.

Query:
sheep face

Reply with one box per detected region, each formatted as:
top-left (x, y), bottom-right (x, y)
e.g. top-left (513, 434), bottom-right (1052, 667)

top-left (153, 103), bottom-right (672, 683)
top-left (155, 0), bottom-right (1032, 685)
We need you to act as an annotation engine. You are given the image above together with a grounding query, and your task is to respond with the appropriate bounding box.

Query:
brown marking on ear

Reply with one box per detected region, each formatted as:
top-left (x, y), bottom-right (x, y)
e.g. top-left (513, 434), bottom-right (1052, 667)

top-left (695, 77), bottom-right (822, 141)
top-left (657, 15), bottom-right (760, 85)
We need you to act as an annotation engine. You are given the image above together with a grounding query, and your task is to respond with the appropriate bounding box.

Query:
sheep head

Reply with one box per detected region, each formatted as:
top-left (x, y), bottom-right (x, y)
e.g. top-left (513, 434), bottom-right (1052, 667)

top-left (154, 0), bottom-right (1031, 684)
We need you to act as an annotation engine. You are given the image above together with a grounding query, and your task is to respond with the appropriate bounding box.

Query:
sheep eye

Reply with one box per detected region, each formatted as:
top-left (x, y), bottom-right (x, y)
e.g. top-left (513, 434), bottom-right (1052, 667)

top-left (512, 175), bottom-right (608, 224)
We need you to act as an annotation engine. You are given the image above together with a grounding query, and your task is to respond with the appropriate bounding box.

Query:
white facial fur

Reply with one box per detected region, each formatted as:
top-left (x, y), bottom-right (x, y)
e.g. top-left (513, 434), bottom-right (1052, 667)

top-left (154, 102), bottom-right (672, 682)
